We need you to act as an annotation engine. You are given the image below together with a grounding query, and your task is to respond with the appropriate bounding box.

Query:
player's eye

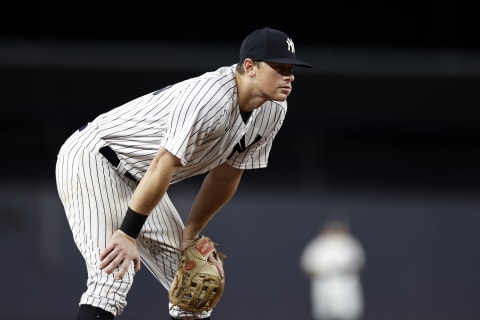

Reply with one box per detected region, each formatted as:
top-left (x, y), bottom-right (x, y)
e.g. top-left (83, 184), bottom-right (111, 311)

top-left (269, 63), bottom-right (294, 76)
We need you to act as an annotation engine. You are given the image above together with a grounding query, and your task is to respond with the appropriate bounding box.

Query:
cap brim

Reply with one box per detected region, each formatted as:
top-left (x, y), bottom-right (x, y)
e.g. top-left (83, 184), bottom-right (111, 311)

top-left (264, 58), bottom-right (314, 68)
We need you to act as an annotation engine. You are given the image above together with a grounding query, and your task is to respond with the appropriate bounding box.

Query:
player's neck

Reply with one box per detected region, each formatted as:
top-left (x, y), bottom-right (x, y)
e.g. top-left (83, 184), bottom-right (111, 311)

top-left (235, 72), bottom-right (266, 113)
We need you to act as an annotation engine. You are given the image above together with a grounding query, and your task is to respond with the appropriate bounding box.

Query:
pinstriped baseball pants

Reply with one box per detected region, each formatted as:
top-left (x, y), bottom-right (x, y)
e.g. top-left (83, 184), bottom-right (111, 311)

top-left (55, 127), bottom-right (184, 317)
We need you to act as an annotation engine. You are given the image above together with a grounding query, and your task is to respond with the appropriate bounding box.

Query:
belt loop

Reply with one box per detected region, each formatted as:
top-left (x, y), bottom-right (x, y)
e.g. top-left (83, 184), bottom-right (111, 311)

top-left (99, 146), bottom-right (138, 183)
top-left (99, 146), bottom-right (120, 167)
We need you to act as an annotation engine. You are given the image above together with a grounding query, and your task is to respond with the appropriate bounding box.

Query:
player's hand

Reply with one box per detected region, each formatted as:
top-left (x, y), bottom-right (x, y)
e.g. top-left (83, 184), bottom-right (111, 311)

top-left (99, 230), bottom-right (141, 280)
top-left (180, 237), bottom-right (225, 278)
top-left (208, 250), bottom-right (225, 279)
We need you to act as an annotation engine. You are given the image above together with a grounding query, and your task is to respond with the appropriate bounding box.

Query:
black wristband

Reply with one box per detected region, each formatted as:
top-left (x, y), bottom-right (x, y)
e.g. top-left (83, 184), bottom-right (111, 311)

top-left (119, 207), bottom-right (147, 239)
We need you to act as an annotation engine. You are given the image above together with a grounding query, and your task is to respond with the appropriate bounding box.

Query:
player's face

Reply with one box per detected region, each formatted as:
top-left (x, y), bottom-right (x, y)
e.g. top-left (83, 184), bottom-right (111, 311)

top-left (257, 62), bottom-right (295, 101)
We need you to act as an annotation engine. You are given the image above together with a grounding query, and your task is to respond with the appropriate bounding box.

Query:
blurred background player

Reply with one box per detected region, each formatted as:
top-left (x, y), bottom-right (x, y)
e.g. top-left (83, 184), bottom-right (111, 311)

top-left (300, 215), bottom-right (366, 320)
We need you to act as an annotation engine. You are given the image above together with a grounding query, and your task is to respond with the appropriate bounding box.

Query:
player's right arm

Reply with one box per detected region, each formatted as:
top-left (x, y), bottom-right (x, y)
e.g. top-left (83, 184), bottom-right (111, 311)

top-left (128, 147), bottom-right (182, 212)
top-left (99, 147), bottom-right (182, 279)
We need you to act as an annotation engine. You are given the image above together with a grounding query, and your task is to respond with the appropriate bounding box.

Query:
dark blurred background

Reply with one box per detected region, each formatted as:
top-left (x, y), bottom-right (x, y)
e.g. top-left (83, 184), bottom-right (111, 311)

top-left (1, 1), bottom-right (479, 319)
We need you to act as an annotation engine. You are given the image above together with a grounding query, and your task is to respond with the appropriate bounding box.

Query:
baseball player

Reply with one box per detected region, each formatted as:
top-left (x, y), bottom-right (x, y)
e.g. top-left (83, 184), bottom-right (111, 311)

top-left (55, 27), bottom-right (312, 320)
top-left (300, 216), bottom-right (366, 320)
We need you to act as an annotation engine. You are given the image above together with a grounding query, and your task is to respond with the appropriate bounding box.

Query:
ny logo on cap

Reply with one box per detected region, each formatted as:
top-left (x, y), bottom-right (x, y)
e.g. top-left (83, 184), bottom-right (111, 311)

top-left (286, 38), bottom-right (295, 54)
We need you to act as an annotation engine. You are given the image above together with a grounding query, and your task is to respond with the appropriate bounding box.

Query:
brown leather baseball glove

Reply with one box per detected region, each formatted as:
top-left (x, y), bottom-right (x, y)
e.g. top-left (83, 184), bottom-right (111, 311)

top-left (169, 236), bottom-right (226, 312)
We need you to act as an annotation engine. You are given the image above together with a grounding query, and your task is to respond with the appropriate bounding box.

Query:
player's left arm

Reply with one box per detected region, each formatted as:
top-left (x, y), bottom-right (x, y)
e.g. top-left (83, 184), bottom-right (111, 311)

top-left (182, 163), bottom-right (243, 251)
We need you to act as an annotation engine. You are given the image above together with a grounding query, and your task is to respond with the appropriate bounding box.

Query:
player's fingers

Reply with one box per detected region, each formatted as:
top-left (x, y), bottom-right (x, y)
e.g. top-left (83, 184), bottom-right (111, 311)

top-left (100, 257), bottom-right (122, 274)
top-left (99, 248), bottom-right (127, 274)
top-left (115, 260), bottom-right (130, 280)
top-left (133, 257), bottom-right (141, 273)
top-left (98, 256), bottom-right (113, 271)
top-left (208, 255), bottom-right (224, 278)
top-left (115, 257), bottom-right (141, 280)
top-left (216, 263), bottom-right (225, 279)
top-left (98, 248), bottom-right (118, 270)
top-left (99, 245), bottom-right (114, 261)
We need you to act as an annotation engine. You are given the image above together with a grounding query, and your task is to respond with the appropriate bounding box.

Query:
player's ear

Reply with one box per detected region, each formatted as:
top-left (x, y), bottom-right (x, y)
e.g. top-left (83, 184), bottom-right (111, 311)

top-left (243, 59), bottom-right (257, 75)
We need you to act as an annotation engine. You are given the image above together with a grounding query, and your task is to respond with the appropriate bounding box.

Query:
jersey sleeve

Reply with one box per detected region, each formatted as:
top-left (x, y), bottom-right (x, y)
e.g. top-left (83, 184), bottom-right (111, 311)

top-left (160, 77), bottom-right (231, 166)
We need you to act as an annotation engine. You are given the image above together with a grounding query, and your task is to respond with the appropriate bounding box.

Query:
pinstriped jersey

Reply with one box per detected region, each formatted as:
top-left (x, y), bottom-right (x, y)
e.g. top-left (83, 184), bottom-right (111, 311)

top-left (90, 64), bottom-right (287, 184)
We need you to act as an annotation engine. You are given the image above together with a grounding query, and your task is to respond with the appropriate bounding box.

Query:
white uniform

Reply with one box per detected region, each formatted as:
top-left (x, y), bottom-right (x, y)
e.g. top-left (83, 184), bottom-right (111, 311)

top-left (300, 227), bottom-right (366, 320)
top-left (55, 64), bottom-right (286, 317)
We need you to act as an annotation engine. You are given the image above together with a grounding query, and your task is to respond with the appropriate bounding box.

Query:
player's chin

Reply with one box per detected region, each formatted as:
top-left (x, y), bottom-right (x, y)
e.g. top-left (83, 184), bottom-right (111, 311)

top-left (273, 90), bottom-right (291, 101)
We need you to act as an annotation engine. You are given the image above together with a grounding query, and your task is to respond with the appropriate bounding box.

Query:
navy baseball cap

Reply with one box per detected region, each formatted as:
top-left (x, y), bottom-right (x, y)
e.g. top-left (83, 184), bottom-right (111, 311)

top-left (239, 27), bottom-right (313, 68)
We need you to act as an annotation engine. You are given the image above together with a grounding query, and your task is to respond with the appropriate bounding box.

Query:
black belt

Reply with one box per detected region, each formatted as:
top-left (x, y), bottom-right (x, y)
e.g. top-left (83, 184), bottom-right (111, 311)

top-left (99, 146), bottom-right (138, 183)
